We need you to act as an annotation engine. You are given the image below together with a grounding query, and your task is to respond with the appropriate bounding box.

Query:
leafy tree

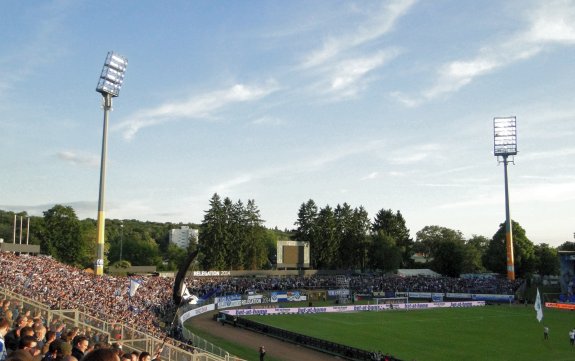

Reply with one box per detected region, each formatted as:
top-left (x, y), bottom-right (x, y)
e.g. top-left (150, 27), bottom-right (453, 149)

top-left (369, 231), bottom-right (402, 272)
top-left (164, 243), bottom-right (187, 270)
top-left (463, 235), bottom-right (489, 273)
top-left (111, 260), bottom-right (132, 269)
top-left (78, 219), bottom-right (98, 268)
top-left (372, 209), bottom-right (412, 268)
top-left (414, 226), bottom-right (459, 262)
top-left (42, 205), bottom-right (88, 266)
top-left (483, 220), bottom-right (536, 278)
top-left (122, 233), bottom-right (162, 266)
top-left (558, 241), bottom-right (575, 252)
top-left (0, 211), bottom-right (41, 245)
top-left (534, 243), bottom-right (559, 276)
top-left (415, 226), bottom-right (466, 276)
top-left (434, 238), bottom-right (466, 277)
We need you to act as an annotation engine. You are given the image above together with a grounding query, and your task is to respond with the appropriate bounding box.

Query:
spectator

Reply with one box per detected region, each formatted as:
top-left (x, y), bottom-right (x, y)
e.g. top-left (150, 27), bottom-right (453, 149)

top-left (71, 337), bottom-right (89, 361)
top-left (1, 318), bottom-right (11, 361)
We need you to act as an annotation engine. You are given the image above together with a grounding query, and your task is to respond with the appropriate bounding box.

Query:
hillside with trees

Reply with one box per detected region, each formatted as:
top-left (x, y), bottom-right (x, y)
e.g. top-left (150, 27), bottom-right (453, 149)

top-left (0, 194), bottom-right (568, 277)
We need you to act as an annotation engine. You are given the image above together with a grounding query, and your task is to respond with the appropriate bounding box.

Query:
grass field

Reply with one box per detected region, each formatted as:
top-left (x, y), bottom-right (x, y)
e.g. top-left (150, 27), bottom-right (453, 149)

top-left (244, 305), bottom-right (575, 361)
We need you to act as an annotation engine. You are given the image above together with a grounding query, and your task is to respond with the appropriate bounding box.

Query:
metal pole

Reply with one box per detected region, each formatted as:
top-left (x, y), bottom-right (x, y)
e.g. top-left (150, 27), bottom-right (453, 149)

top-left (95, 93), bottom-right (112, 275)
top-left (19, 216), bottom-right (23, 244)
top-left (26, 217), bottom-right (30, 244)
top-left (503, 155), bottom-right (515, 280)
top-left (13, 214), bottom-right (16, 243)
top-left (120, 222), bottom-right (123, 262)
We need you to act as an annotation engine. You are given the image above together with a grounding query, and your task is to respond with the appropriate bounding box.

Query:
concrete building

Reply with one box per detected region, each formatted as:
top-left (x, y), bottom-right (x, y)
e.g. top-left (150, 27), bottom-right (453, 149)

top-left (169, 226), bottom-right (198, 249)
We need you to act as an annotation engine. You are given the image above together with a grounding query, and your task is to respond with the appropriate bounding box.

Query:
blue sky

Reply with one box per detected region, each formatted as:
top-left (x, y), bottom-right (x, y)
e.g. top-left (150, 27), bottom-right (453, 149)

top-left (1, 0), bottom-right (574, 246)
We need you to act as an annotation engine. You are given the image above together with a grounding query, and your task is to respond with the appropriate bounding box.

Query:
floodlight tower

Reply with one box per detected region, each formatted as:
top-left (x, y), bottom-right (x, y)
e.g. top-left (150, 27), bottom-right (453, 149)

top-left (493, 116), bottom-right (517, 281)
top-left (95, 51), bottom-right (128, 276)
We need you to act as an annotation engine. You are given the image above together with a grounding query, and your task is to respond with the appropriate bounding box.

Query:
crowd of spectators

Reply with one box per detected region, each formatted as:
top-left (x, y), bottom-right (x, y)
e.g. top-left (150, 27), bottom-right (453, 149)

top-left (0, 252), bottom-right (174, 339)
top-left (182, 273), bottom-right (522, 300)
top-left (0, 251), bottom-right (523, 361)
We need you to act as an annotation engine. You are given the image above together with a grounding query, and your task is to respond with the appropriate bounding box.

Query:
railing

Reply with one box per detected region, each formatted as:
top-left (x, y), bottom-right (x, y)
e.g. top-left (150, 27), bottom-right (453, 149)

top-left (0, 287), bottom-right (239, 361)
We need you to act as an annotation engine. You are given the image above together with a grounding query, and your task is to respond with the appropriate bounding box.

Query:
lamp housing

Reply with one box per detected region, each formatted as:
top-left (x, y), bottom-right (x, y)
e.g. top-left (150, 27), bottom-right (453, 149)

top-left (493, 116), bottom-right (517, 156)
top-left (96, 51), bottom-right (128, 97)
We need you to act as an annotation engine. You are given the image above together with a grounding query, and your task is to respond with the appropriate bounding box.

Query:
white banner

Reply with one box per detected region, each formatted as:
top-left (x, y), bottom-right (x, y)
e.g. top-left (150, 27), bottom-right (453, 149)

top-left (222, 301), bottom-right (485, 316)
top-left (180, 304), bottom-right (216, 323)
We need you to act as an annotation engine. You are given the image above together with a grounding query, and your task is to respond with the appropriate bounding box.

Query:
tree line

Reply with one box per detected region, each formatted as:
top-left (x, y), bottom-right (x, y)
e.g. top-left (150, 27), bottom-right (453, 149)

top-left (0, 196), bottom-right (572, 277)
top-left (292, 199), bottom-right (570, 278)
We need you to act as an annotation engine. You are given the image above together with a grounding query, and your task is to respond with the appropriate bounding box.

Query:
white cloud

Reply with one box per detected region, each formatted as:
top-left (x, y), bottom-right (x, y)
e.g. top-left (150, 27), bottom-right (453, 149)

top-left (361, 172), bottom-right (379, 180)
top-left (251, 116), bottom-right (284, 126)
top-left (57, 151), bottom-right (99, 167)
top-left (208, 174), bottom-right (254, 195)
top-left (302, 0), bottom-right (415, 68)
top-left (298, 0), bottom-right (413, 99)
top-left (398, 0), bottom-right (575, 104)
top-left (387, 143), bottom-right (442, 165)
top-left (327, 50), bottom-right (400, 98)
top-left (524, 0), bottom-right (575, 44)
top-left (115, 82), bottom-right (279, 139)
top-left (203, 139), bottom-right (386, 195)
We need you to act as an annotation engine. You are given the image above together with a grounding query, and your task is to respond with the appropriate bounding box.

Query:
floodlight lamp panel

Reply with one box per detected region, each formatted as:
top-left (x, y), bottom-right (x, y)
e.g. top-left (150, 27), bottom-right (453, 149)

top-left (493, 116), bottom-right (518, 156)
top-left (96, 51), bottom-right (128, 96)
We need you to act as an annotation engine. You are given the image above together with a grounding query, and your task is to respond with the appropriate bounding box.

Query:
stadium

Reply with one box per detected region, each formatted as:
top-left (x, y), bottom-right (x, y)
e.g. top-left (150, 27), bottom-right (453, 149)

top-left (2, 247), bottom-right (575, 361)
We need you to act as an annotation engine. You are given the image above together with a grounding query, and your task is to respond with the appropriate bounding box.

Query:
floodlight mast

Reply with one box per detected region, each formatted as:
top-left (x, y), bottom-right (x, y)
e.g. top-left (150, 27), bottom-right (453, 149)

top-left (493, 116), bottom-right (517, 281)
top-left (95, 51), bottom-right (128, 276)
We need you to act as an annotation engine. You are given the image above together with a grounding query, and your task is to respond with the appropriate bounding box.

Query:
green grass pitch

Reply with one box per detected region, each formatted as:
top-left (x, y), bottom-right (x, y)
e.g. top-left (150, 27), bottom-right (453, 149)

top-left (245, 306), bottom-right (575, 361)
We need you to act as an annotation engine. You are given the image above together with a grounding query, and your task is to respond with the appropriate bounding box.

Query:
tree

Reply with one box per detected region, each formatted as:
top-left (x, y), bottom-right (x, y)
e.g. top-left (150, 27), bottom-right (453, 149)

top-left (294, 199), bottom-right (319, 266)
top-left (335, 203), bottom-right (354, 269)
top-left (242, 199), bottom-right (268, 270)
top-left (433, 238), bottom-right (466, 277)
top-left (199, 194), bottom-right (228, 270)
top-left (534, 243), bottom-right (559, 276)
top-left (372, 209), bottom-right (412, 268)
top-left (42, 205), bottom-right (88, 266)
top-left (120, 231), bottom-right (162, 266)
top-left (349, 206), bottom-right (371, 271)
top-left (315, 206), bottom-right (339, 269)
top-left (463, 235), bottom-right (489, 273)
top-left (415, 226), bottom-right (466, 276)
top-left (164, 243), bottom-right (187, 271)
top-left (558, 241), bottom-right (575, 252)
top-left (483, 220), bottom-right (536, 278)
top-left (369, 231), bottom-right (402, 272)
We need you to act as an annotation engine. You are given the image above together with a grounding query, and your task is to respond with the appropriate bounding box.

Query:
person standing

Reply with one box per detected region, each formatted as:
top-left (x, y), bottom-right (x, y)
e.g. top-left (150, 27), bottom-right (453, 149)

top-left (543, 326), bottom-right (549, 340)
top-left (569, 329), bottom-right (574, 346)
top-left (259, 346), bottom-right (266, 361)
top-left (0, 318), bottom-right (10, 361)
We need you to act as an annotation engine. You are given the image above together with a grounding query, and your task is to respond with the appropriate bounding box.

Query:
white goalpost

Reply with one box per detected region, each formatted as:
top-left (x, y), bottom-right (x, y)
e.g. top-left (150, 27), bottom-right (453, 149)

top-left (373, 297), bottom-right (409, 305)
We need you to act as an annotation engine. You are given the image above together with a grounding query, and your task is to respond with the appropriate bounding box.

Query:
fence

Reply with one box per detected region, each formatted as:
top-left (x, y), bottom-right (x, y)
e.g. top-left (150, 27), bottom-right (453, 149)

top-left (0, 287), bottom-right (243, 361)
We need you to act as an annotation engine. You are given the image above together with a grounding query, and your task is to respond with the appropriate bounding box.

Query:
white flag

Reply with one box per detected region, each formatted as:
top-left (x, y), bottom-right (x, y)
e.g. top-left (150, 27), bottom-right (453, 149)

top-left (534, 288), bottom-right (543, 322)
top-left (129, 279), bottom-right (142, 298)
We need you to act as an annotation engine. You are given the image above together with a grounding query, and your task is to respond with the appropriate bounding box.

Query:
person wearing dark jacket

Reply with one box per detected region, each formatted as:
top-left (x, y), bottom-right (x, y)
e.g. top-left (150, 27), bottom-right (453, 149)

top-left (71, 336), bottom-right (89, 361)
